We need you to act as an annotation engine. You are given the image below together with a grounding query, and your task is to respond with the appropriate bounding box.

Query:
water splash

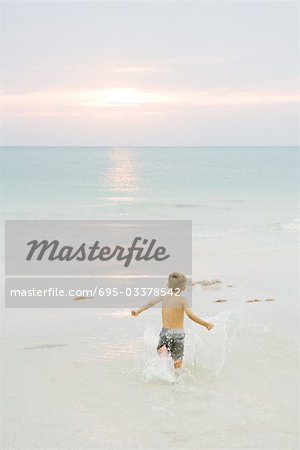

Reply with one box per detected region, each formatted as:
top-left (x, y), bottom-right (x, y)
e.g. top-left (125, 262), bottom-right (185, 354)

top-left (134, 310), bottom-right (239, 384)
top-left (143, 354), bottom-right (176, 383)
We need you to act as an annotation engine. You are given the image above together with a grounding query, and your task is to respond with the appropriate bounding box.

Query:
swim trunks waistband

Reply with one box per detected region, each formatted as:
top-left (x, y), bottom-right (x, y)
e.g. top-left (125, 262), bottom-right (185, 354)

top-left (161, 327), bottom-right (184, 334)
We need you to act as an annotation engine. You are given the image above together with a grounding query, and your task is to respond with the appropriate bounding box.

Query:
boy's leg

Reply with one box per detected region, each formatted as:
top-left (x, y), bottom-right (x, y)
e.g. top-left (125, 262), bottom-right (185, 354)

top-left (157, 330), bottom-right (170, 357)
top-left (158, 345), bottom-right (169, 357)
top-left (171, 334), bottom-right (185, 369)
top-left (174, 359), bottom-right (183, 369)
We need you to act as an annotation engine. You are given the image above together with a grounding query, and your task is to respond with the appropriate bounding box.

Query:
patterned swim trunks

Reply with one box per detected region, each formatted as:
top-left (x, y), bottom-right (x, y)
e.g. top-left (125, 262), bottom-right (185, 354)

top-left (157, 327), bottom-right (185, 361)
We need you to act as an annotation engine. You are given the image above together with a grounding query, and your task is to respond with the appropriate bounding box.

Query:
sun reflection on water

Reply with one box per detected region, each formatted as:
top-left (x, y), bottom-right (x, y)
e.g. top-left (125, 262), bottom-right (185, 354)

top-left (104, 147), bottom-right (139, 196)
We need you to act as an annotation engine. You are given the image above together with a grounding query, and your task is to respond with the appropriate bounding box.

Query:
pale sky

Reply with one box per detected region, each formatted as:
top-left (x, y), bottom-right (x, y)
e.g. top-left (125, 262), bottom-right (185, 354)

top-left (0, 1), bottom-right (299, 146)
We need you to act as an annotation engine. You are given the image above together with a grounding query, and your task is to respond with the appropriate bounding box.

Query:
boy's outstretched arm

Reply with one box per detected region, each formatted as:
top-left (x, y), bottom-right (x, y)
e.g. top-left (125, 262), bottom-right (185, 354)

top-left (182, 299), bottom-right (214, 330)
top-left (131, 296), bottom-right (162, 317)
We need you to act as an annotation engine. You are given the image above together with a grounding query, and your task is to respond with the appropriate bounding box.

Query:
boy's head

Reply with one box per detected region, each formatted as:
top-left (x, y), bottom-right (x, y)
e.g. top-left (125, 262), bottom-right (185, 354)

top-left (168, 272), bottom-right (187, 293)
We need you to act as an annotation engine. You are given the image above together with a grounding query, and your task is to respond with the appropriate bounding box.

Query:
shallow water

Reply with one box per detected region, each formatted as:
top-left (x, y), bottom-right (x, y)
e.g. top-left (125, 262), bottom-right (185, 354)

top-left (1, 282), bottom-right (298, 449)
top-left (1, 146), bottom-right (299, 448)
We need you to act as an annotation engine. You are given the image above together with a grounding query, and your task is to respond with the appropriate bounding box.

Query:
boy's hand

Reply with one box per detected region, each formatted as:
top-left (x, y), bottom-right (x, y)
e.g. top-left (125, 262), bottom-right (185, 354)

top-left (131, 309), bottom-right (140, 317)
top-left (206, 322), bottom-right (214, 331)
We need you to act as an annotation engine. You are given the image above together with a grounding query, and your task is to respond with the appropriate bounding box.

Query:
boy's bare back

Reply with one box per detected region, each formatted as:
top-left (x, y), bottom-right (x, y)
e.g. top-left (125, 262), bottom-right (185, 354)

top-left (132, 272), bottom-right (214, 332)
top-left (161, 294), bottom-right (186, 329)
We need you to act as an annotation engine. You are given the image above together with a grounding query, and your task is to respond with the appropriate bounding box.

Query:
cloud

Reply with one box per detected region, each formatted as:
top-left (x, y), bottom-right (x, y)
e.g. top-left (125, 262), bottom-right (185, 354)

top-left (114, 66), bottom-right (169, 74)
top-left (1, 86), bottom-right (299, 118)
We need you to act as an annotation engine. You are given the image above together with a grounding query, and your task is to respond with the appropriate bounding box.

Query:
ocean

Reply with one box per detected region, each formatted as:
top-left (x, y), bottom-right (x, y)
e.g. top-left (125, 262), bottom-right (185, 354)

top-left (0, 146), bottom-right (299, 449)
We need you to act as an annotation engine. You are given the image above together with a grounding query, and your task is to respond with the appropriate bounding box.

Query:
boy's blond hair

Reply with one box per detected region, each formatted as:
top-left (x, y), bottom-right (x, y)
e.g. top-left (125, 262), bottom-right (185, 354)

top-left (168, 272), bottom-right (187, 293)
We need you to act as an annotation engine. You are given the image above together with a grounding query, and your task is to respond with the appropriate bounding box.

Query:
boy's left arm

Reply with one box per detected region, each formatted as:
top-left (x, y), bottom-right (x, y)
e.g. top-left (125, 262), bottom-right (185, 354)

top-left (131, 296), bottom-right (162, 316)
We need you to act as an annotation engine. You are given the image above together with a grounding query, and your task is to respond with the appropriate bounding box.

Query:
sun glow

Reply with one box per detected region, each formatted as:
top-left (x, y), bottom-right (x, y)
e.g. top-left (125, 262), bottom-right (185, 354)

top-left (1, 87), bottom-right (298, 118)
top-left (82, 88), bottom-right (168, 107)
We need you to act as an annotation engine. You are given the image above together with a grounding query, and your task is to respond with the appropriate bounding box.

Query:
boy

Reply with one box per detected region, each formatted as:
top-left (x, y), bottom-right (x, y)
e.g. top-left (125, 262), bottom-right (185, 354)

top-left (131, 272), bottom-right (214, 369)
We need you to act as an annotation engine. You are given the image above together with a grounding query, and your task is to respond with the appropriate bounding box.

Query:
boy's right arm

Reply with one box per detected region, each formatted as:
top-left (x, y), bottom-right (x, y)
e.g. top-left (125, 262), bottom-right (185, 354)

top-left (131, 296), bottom-right (162, 317)
top-left (182, 299), bottom-right (214, 330)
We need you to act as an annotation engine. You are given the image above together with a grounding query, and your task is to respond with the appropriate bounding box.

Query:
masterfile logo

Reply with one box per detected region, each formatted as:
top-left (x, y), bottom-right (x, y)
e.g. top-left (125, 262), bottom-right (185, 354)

top-left (5, 220), bottom-right (192, 308)
top-left (25, 237), bottom-right (170, 267)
